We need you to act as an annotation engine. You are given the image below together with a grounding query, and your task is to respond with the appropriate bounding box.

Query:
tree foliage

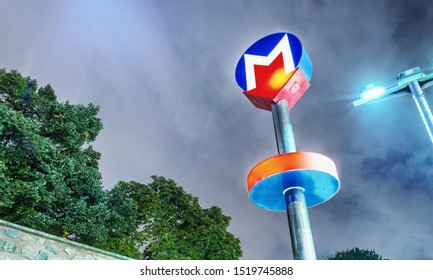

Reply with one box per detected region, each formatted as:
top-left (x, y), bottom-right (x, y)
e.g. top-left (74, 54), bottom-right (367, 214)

top-left (113, 176), bottom-right (243, 260)
top-left (327, 247), bottom-right (384, 260)
top-left (0, 68), bottom-right (137, 256)
top-left (0, 68), bottom-right (242, 260)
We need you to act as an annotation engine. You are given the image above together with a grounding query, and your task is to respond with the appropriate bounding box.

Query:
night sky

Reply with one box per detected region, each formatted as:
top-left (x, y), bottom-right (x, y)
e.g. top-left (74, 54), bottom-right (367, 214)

top-left (1, 0), bottom-right (433, 260)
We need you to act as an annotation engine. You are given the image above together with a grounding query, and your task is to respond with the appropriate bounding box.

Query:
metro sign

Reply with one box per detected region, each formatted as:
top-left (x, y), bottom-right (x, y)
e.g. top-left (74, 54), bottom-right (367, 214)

top-left (235, 33), bottom-right (313, 111)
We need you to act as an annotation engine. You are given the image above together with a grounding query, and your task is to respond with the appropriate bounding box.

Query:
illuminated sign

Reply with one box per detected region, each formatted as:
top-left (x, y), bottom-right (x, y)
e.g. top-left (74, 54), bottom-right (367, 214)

top-left (235, 33), bottom-right (312, 111)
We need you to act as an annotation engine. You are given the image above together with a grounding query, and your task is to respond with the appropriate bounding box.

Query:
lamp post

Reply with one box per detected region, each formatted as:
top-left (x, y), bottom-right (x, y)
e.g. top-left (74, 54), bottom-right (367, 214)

top-left (353, 67), bottom-right (433, 143)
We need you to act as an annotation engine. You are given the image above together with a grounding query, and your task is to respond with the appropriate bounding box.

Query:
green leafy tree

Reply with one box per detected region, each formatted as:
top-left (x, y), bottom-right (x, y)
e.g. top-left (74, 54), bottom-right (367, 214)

top-left (0, 68), bottom-right (242, 260)
top-left (0, 68), bottom-right (137, 256)
top-left (112, 176), bottom-right (243, 260)
top-left (327, 247), bottom-right (385, 260)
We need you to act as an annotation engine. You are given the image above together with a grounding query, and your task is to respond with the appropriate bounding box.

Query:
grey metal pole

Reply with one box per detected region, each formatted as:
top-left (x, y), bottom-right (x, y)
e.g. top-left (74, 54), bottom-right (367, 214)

top-left (409, 80), bottom-right (433, 143)
top-left (272, 100), bottom-right (296, 153)
top-left (272, 99), bottom-right (317, 260)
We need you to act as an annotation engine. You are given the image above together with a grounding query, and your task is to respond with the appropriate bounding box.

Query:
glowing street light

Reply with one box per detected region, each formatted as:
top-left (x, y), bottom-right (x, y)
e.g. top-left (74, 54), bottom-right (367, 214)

top-left (360, 83), bottom-right (385, 101)
top-left (353, 66), bottom-right (433, 143)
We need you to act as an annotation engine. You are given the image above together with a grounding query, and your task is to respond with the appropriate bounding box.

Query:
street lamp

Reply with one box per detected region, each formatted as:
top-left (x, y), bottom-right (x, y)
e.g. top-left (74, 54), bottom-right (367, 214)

top-left (353, 66), bottom-right (433, 143)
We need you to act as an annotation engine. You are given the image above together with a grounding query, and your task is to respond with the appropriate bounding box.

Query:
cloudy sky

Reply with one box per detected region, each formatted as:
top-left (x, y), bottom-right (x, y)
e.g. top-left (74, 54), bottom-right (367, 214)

top-left (1, 0), bottom-right (433, 260)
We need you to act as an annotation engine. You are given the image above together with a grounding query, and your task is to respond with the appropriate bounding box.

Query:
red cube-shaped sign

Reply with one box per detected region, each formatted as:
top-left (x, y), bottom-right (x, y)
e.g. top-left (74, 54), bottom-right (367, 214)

top-left (244, 67), bottom-right (310, 111)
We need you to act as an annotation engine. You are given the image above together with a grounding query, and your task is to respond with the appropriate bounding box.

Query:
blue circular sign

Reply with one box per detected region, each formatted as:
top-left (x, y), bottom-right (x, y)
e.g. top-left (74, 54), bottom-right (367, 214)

top-left (235, 32), bottom-right (312, 92)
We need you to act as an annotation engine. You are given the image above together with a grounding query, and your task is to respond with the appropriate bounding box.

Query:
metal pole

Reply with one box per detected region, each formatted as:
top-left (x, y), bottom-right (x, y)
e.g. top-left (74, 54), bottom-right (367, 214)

top-left (409, 80), bottom-right (433, 143)
top-left (272, 100), bottom-right (296, 153)
top-left (271, 99), bottom-right (317, 260)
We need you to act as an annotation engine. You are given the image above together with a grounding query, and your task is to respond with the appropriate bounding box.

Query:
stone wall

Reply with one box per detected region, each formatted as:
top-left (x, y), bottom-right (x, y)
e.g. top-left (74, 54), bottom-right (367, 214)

top-left (0, 219), bottom-right (132, 260)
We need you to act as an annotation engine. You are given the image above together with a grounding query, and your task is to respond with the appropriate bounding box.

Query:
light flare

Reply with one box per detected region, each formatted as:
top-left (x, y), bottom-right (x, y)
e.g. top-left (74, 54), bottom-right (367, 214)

top-left (268, 68), bottom-right (294, 90)
top-left (361, 87), bottom-right (385, 100)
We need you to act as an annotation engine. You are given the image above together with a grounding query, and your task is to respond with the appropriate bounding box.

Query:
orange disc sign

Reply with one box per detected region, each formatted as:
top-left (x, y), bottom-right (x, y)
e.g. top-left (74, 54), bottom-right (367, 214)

top-left (247, 152), bottom-right (339, 211)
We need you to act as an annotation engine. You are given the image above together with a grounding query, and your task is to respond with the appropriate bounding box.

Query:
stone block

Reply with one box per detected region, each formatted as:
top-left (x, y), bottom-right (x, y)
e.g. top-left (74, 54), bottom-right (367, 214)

top-left (36, 251), bottom-right (49, 260)
top-left (0, 239), bottom-right (18, 253)
top-left (64, 247), bottom-right (76, 256)
top-left (0, 228), bottom-right (19, 238)
top-left (21, 235), bottom-right (37, 242)
top-left (36, 238), bottom-right (45, 245)
top-left (46, 244), bottom-right (59, 255)
top-left (22, 245), bottom-right (38, 260)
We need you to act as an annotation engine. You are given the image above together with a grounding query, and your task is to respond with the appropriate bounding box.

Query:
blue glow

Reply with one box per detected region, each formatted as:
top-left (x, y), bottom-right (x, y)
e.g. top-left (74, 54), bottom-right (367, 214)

top-left (361, 86), bottom-right (385, 100)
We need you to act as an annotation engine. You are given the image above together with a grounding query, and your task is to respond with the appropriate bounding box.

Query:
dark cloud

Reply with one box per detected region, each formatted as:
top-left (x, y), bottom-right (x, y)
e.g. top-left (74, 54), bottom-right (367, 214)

top-left (390, 0), bottom-right (433, 66)
top-left (1, 0), bottom-right (433, 260)
top-left (361, 149), bottom-right (433, 192)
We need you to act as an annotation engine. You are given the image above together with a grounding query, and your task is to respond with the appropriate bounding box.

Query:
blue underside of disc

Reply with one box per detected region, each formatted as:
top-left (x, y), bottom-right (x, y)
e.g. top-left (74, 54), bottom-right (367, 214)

top-left (249, 169), bottom-right (339, 211)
